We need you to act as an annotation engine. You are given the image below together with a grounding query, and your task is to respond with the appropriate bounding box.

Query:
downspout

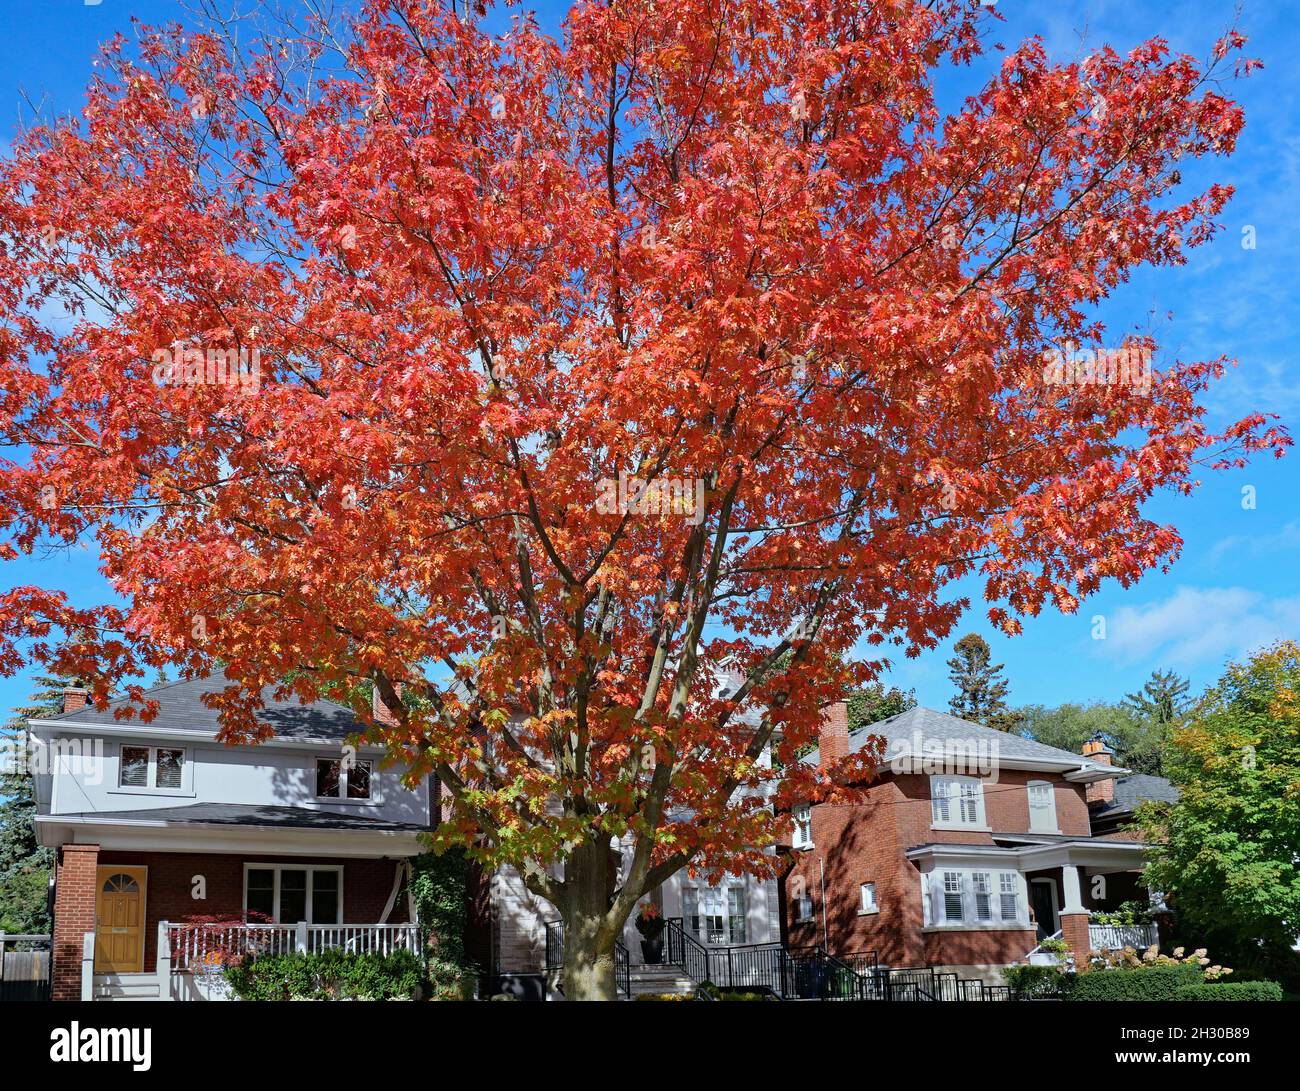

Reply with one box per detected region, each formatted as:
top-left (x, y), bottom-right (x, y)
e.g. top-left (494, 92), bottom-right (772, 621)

top-left (819, 856), bottom-right (829, 950)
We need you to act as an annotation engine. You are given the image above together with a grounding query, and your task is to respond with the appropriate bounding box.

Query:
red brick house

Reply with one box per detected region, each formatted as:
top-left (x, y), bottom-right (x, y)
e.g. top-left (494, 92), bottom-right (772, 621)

top-left (781, 705), bottom-right (1158, 982)
top-left (30, 675), bottom-right (431, 1000)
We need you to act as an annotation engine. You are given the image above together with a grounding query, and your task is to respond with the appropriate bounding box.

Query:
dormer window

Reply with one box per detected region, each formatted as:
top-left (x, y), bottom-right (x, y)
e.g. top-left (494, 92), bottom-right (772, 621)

top-left (930, 776), bottom-right (985, 828)
top-left (316, 757), bottom-right (372, 800)
top-left (1027, 780), bottom-right (1059, 833)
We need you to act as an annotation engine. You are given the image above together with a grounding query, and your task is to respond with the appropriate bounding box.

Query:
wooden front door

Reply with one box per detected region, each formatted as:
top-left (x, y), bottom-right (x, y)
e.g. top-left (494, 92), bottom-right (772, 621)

top-left (94, 866), bottom-right (147, 973)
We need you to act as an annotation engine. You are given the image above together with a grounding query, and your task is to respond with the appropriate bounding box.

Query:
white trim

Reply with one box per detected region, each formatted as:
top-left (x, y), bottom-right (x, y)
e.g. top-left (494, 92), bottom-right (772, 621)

top-left (27, 718), bottom-right (389, 754)
top-left (242, 862), bottom-right (344, 925)
top-left (114, 742), bottom-right (194, 798)
top-left (791, 803), bottom-right (813, 849)
top-left (313, 754), bottom-right (377, 804)
top-left (930, 775), bottom-right (986, 829)
top-left (1027, 780), bottom-right (1060, 834)
top-left (1029, 876), bottom-right (1061, 934)
top-left (35, 814), bottom-right (426, 857)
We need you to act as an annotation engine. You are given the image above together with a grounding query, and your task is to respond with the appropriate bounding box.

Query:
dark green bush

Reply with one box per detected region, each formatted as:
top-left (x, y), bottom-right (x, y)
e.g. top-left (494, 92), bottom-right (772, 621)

top-left (1002, 964), bottom-right (1070, 999)
top-left (1173, 981), bottom-right (1283, 1002)
top-left (223, 947), bottom-right (428, 1001)
top-left (1067, 963), bottom-right (1203, 1002)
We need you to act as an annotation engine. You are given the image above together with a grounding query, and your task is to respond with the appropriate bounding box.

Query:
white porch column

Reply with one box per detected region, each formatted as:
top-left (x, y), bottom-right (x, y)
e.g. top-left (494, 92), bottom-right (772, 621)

top-left (79, 932), bottom-right (95, 1001)
top-left (295, 920), bottom-right (309, 954)
top-left (156, 922), bottom-right (173, 1001)
top-left (1060, 864), bottom-right (1086, 915)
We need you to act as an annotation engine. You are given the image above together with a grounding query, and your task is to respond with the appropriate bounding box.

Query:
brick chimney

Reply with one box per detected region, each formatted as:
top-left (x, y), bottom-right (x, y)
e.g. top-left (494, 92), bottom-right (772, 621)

top-left (61, 687), bottom-right (90, 714)
top-left (372, 682), bottom-right (404, 727)
top-left (819, 700), bottom-right (850, 770)
top-left (1082, 734), bottom-right (1115, 804)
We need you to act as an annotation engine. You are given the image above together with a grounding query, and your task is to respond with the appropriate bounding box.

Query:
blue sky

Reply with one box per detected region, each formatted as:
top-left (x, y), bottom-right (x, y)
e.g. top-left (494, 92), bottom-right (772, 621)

top-left (0, 0), bottom-right (1296, 717)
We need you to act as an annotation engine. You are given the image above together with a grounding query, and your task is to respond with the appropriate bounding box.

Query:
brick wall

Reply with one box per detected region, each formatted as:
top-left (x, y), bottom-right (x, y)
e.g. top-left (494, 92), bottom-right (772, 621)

top-left (51, 843), bottom-right (99, 1001)
top-left (96, 851), bottom-right (411, 972)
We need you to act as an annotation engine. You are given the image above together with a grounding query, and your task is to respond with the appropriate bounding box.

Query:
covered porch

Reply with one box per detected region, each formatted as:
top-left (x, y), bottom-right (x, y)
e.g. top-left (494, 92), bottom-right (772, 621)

top-left (1016, 838), bottom-right (1160, 957)
top-left (41, 804), bottom-right (429, 1001)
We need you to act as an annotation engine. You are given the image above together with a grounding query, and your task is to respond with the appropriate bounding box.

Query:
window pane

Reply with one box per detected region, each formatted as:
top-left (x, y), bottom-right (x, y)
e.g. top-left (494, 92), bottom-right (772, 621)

top-left (316, 758), bottom-right (341, 797)
top-left (943, 871), bottom-right (963, 922)
top-left (727, 887), bottom-right (746, 944)
top-left (246, 869), bottom-right (275, 922)
top-left (346, 760), bottom-right (371, 799)
top-left (311, 870), bottom-right (339, 924)
top-left (973, 872), bottom-right (992, 921)
top-left (860, 882), bottom-right (876, 911)
top-left (279, 870), bottom-right (307, 924)
top-left (682, 888), bottom-right (699, 936)
top-left (155, 748), bottom-right (184, 789)
top-left (120, 746), bottom-right (149, 788)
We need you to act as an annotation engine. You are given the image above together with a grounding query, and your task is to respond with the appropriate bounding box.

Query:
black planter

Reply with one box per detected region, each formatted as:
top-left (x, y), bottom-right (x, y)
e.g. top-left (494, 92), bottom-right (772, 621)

top-left (640, 937), bottom-right (664, 964)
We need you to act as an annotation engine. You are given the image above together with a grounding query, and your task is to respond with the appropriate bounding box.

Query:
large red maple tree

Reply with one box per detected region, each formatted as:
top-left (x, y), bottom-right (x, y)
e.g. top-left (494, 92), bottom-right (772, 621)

top-left (0, 0), bottom-right (1287, 998)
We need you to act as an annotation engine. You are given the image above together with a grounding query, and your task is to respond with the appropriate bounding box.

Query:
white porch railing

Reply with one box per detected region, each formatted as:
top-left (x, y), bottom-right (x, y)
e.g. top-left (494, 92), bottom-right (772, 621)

top-left (164, 922), bottom-right (421, 974)
top-left (1088, 921), bottom-right (1158, 950)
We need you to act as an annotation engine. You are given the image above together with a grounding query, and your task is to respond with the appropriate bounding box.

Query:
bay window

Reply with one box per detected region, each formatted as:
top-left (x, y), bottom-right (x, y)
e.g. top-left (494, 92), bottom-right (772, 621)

top-left (929, 869), bottom-right (1025, 926)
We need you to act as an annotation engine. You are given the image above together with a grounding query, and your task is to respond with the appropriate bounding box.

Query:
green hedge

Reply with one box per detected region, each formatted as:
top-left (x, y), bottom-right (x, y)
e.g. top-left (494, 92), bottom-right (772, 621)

top-left (1173, 981), bottom-right (1283, 1002)
top-left (1066, 963), bottom-right (1203, 1002)
top-left (223, 947), bottom-right (427, 1001)
top-left (1002, 964), bottom-right (1069, 1000)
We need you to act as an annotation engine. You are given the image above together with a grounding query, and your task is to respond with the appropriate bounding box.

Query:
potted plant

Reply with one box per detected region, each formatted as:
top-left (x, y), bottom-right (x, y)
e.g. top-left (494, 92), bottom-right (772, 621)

top-left (635, 903), bottom-right (666, 964)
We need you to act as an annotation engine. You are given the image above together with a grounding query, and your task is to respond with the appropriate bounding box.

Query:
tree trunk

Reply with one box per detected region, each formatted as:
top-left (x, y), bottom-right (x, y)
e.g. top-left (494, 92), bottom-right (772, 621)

top-left (560, 838), bottom-right (623, 1001)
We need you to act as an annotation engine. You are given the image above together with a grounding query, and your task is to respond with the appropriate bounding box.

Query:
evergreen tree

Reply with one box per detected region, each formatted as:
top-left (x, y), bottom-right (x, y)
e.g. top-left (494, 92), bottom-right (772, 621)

top-left (0, 675), bottom-right (65, 933)
top-left (1123, 669), bottom-right (1191, 725)
top-left (946, 633), bottom-right (1021, 732)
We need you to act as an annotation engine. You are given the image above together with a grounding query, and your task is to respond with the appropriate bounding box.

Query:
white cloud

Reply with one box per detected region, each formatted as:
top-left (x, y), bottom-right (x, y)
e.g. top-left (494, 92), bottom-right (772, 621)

top-left (1099, 585), bottom-right (1300, 668)
top-left (1209, 519), bottom-right (1300, 564)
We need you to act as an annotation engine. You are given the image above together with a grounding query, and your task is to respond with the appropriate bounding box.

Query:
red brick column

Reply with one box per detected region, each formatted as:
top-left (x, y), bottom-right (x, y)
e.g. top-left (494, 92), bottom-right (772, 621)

top-left (1060, 912), bottom-right (1091, 964)
top-left (51, 843), bottom-right (99, 1001)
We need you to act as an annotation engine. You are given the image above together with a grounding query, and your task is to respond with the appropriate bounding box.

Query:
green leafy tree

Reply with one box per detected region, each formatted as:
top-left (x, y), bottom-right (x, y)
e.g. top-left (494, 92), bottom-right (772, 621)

top-left (946, 634), bottom-right (1021, 732)
top-left (1141, 643), bottom-right (1300, 984)
top-left (847, 682), bottom-right (915, 733)
top-left (0, 675), bottom-right (64, 933)
top-left (1020, 701), bottom-right (1165, 775)
top-left (1124, 669), bottom-right (1191, 725)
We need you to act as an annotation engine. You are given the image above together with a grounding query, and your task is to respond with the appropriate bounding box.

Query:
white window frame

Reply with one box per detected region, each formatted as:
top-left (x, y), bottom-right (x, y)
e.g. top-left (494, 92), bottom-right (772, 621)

top-left (314, 755), bottom-right (375, 802)
top-left (114, 743), bottom-right (191, 796)
top-left (791, 803), bottom-right (813, 849)
top-left (929, 868), bottom-right (1027, 927)
top-left (859, 882), bottom-right (878, 915)
top-left (930, 776), bottom-right (987, 830)
top-left (792, 892), bottom-right (815, 923)
top-left (242, 863), bottom-right (344, 925)
top-left (1027, 780), bottom-right (1060, 833)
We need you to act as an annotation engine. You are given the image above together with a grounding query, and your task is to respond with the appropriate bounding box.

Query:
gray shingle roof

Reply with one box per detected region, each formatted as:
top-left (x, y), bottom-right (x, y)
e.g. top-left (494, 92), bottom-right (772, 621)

top-left (1093, 773), bottom-right (1180, 818)
top-left (44, 673), bottom-right (360, 742)
top-left (50, 802), bottom-right (429, 832)
top-left (806, 705), bottom-right (1117, 774)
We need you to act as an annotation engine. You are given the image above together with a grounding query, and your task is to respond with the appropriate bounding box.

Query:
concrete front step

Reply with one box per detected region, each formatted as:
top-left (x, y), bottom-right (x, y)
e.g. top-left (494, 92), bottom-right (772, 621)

top-left (627, 964), bottom-right (696, 998)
